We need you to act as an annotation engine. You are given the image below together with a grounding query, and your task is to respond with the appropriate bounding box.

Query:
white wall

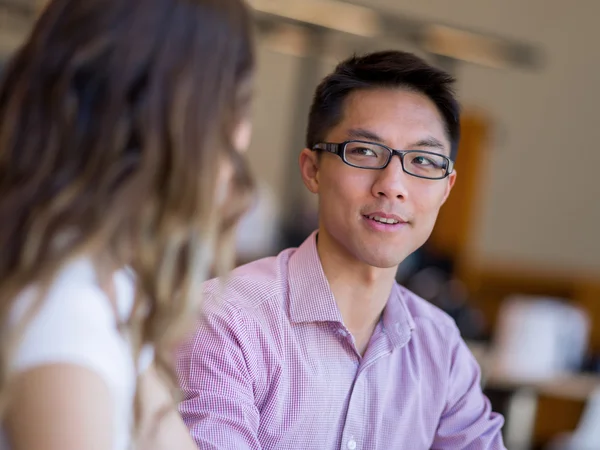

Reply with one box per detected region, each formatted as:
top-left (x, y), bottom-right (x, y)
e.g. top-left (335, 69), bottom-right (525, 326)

top-left (248, 0), bottom-right (600, 273)
top-left (246, 46), bottom-right (300, 196)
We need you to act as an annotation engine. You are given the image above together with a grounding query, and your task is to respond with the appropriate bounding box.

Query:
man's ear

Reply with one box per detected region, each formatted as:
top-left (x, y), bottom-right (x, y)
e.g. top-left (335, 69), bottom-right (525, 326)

top-left (298, 148), bottom-right (320, 194)
top-left (440, 169), bottom-right (457, 206)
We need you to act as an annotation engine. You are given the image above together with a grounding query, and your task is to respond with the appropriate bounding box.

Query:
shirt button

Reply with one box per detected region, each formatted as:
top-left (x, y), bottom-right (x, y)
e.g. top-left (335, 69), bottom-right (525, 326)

top-left (338, 329), bottom-right (348, 337)
top-left (347, 438), bottom-right (357, 450)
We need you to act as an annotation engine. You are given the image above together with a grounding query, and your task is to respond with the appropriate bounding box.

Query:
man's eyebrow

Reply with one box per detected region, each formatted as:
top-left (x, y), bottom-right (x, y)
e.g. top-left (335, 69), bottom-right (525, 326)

top-left (346, 128), bottom-right (384, 142)
top-left (347, 129), bottom-right (449, 153)
top-left (409, 137), bottom-right (447, 151)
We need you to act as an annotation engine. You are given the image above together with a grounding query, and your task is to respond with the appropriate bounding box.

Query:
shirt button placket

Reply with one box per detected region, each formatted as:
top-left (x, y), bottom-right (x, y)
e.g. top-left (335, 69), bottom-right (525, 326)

top-left (341, 375), bottom-right (365, 450)
top-left (347, 437), bottom-right (357, 450)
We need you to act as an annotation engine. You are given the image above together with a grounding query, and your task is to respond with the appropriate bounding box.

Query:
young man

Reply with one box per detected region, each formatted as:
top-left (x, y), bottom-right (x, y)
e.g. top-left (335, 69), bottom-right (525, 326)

top-left (177, 51), bottom-right (505, 449)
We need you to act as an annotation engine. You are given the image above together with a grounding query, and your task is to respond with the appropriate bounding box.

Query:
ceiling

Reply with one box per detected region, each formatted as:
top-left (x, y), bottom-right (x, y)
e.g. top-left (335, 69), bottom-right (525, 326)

top-left (0, 0), bottom-right (540, 70)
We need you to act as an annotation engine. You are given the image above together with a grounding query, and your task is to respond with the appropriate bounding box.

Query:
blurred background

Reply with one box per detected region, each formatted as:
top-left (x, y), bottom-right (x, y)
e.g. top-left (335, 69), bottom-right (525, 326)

top-left (2, 0), bottom-right (599, 448)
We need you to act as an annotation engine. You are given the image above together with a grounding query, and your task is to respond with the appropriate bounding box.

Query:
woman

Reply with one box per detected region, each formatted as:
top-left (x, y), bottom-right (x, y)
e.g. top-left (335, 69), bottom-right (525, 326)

top-left (0, 0), bottom-right (255, 448)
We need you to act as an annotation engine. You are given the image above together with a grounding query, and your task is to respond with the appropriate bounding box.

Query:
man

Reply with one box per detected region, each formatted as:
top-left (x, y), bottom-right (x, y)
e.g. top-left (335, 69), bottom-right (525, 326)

top-left (177, 51), bottom-right (505, 449)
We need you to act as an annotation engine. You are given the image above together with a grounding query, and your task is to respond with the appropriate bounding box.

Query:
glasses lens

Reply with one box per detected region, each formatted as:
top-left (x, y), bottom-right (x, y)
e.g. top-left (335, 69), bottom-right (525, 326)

top-left (403, 151), bottom-right (449, 179)
top-left (343, 142), bottom-right (389, 168)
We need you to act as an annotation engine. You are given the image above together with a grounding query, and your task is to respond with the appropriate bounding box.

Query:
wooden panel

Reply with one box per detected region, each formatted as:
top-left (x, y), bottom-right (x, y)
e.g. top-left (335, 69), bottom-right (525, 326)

top-left (464, 265), bottom-right (578, 334)
top-left (462, 263), bottom-right (600, 353)
top-left (533, 396), bottom-right (585, 447)
top-left (574, 280), bottom-right (600, 354)
top-left (429, 111), bottom-right (489, 269)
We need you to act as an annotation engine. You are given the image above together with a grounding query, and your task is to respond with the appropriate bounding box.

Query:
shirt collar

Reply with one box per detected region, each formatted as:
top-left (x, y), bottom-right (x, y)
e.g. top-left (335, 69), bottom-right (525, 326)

top-left (288, 231), bottom-right (343, 324)
top-left (382, 284), bottom-right (416, 348)
top-left (288, 231), bottom-right (417, 348)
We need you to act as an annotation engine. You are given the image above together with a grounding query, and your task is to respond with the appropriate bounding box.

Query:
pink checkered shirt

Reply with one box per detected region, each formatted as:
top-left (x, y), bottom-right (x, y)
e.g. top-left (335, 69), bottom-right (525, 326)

top-left (176, 232), bottom-right (505, 449)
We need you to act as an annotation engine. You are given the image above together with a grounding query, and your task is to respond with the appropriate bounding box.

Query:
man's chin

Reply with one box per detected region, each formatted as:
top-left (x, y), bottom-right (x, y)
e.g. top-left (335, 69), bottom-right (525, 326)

top-left (360, 252), bottom-right (406, 270)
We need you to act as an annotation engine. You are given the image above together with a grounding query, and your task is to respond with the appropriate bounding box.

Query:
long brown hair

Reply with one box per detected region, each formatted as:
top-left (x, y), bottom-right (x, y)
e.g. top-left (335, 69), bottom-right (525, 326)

top-left (0, 0), bottom-right (255, 432)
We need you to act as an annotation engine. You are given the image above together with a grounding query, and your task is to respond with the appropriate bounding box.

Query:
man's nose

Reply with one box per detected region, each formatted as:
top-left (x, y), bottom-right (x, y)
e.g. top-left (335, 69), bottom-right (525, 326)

top-left (371, 155), bottom-right (409, 200)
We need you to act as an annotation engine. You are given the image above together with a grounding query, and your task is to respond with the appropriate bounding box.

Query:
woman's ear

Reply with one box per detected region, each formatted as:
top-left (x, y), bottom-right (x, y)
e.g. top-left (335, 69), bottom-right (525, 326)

top-left (232, 118), bottom-right (252, 154)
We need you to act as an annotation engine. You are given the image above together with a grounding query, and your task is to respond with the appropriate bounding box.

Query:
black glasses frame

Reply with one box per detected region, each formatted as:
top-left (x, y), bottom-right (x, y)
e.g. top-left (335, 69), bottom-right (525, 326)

top-left (312, 140), bottom-right (454, 180)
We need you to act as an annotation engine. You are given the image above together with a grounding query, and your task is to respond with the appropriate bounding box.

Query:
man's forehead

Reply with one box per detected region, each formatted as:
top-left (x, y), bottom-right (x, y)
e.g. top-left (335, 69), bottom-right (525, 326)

top-left (332, 90), bottom-right (449, 148)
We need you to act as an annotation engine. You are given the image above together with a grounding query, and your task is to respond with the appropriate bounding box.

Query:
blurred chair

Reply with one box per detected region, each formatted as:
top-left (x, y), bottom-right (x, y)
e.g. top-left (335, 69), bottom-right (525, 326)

top-left (492, 296), bottom-right (590, 380)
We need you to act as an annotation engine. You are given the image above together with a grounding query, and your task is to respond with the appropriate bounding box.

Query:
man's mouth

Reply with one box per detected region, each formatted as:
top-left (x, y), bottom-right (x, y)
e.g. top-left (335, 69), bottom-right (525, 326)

top-left (365, 214), bottom-right (400, 225)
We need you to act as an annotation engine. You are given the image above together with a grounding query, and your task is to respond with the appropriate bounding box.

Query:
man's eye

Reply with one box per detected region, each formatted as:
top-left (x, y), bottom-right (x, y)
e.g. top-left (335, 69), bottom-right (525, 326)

top-left (412, 155), bottom-right (435, 166)
top-left (411, 155), bottom-right (445, 168)
top-left (350, 147), bottom-right (377, 157)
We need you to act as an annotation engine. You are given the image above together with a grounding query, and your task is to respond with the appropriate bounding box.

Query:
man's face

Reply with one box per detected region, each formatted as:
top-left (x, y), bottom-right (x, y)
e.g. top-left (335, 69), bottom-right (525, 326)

top-left (300, 88), bottom-right (456, 269)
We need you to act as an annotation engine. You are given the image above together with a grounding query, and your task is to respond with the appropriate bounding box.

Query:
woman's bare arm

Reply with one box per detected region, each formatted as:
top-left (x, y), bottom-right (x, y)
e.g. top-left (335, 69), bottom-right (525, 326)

top-left (5, 364), bottom-right (114, 450)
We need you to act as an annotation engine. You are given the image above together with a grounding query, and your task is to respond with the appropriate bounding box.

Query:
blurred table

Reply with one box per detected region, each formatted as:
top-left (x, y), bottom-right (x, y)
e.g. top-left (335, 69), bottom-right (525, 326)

top-left (468, 341), bottom-right (600, 449)
top-left (485, 372), bottom-right (600, 401)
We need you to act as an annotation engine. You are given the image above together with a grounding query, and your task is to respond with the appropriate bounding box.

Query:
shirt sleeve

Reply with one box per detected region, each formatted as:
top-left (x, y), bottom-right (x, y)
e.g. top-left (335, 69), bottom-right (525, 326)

top-left (9, 282), bottom-right (127, 390)
top-left (432, 326), bottom-right (507, 450)
top-left (176, 297), bottom-right (261, 450)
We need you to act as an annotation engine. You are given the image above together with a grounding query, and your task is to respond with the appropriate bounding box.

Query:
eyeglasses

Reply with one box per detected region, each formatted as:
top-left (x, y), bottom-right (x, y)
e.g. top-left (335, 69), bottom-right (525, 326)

top-left (312, 140), bottom-right (454, 180)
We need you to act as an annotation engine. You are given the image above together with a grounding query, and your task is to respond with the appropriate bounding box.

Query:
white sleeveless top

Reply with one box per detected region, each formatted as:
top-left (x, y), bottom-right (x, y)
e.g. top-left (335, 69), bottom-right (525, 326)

top-left (0, 259), bottom-right (153, 450)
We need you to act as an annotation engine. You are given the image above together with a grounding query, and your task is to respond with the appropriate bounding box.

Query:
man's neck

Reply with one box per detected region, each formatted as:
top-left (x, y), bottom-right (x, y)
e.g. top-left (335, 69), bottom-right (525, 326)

top-left (316, 231), bottom-right (398, 354)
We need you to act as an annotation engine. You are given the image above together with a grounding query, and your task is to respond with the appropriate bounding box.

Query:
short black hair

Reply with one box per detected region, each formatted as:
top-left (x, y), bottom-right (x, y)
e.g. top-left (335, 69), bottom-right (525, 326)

top-left (306, 50), bottom-right (461, 160)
